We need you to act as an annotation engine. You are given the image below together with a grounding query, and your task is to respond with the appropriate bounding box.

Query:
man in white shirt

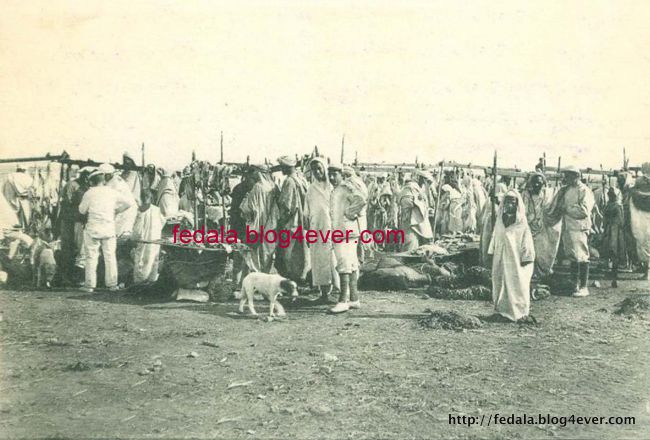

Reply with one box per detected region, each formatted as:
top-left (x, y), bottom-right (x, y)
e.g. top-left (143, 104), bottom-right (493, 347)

top-left (78, 170), bottom-right (134, 292)
top-left (100, 163), bottom-right (139, 236)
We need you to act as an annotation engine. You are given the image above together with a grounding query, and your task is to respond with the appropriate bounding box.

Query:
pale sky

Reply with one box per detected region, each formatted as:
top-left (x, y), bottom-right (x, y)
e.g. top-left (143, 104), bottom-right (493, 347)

top-left (1, 0), bottom-right (649, 171)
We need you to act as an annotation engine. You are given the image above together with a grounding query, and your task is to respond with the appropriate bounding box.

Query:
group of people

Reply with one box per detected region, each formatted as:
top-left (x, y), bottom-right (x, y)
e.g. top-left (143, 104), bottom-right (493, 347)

top-left (231, 156), bottom-right (367, 314)
top-left (488, 163), bottom-right (650, 322)
top-left (2, 153), bottom-right (650, 322)
top-left (57, 157), bottom-right (180, 292)
top-left (362, 169), bottom-right (488, 252)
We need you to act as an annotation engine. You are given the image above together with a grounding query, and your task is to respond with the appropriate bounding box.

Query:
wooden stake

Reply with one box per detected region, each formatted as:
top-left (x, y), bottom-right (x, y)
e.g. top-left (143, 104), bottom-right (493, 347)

top-left (491, 151), bottom-right (497, 227)
top-left (220, 131), bottom-right (224, 164)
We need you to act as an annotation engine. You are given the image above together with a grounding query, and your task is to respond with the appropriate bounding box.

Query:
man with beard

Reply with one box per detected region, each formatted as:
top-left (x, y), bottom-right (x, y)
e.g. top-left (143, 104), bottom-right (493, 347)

top-left (488, 190), bottom-right (535, 322)
top-left (549, 165), bottom-right (595, 297)
top-left (240, 165), bottom-right (279, 275)
top-left (328, 163), bottom-right (367, 314)
top-left (305, 157), bottom-right (339, 303)
top-left (521, 172), bottom-right (562, 279)
top-left (275, 156), bottom-right (310, 282)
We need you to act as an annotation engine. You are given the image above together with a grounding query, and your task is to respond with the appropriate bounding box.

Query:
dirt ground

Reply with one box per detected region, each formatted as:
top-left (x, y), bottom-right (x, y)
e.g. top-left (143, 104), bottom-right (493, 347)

top-left (1, 273), bottom-right (649, 439)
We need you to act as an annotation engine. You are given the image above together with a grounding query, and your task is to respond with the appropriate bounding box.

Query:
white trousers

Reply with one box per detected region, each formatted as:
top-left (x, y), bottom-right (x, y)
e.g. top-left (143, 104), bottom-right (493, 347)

top-left (84, 232), bottom-right (117, 289)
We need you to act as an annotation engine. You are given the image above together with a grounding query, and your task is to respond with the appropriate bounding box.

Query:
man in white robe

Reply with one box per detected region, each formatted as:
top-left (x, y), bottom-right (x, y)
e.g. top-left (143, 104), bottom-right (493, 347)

top-left (121, 152), bottom-right (143, 206)
top-left (305, 157), bottom-right (339, 302)
top-left (2, 168), bottom-right (33, 229)
top-left (439, 174), bottom-right (464, 234)
top-left (398, 175), bottom-right (433, 251)
top-left (461, 175), bottom-right (477, 233)
top-left (488, 190), bottom-right (535, 322)
top-left (630, 163), bottom-right (650, 280)
top-left (131, 191), bottom-right (166, 284)
top-left (155, 168), bottom-right (180, 218)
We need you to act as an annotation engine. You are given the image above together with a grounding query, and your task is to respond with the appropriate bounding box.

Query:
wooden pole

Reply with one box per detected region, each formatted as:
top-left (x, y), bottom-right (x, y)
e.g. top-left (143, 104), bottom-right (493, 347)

top-left (491, 151), bottom-right (497, 227)
top-left (340, 135), bottom-right (345, 163)
top-left (53, 161), bottom-right (66, 237)
top-left (431, 162), bottom-right (444, 241)
top-left (141, 142), bottom-right (145, 167)
top-left (219, 132), bottom-right (227, 230)
top-left (202, 171), bottom-right (208, 232)
top-left (556, 156), bottom-right (561, 187)
top-left (220, 131), bottom-right (224, 165)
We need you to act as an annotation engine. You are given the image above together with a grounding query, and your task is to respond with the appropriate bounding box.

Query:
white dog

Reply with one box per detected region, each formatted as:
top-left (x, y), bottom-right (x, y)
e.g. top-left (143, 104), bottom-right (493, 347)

top-left (235, 273), bottom-right (298, 317)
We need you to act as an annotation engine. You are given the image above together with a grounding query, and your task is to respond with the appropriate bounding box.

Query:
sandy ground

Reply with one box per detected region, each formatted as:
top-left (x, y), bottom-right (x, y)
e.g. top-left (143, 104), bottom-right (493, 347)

top-left (1, 274), bottom-right (649, 439)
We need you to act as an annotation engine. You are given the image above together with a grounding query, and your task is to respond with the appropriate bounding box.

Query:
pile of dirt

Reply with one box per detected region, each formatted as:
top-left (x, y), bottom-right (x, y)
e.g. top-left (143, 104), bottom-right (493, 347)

top-left (418, 309), bottom-right (483, 330)
top-left (426, 285), bottom-right (491, 301)
top-left (614, 296), bottom-right (650, 316)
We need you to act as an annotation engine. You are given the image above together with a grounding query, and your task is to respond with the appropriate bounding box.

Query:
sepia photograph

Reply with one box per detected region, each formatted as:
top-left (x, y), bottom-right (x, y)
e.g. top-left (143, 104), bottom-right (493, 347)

top-left (0, 1), bottom-right (649, 438)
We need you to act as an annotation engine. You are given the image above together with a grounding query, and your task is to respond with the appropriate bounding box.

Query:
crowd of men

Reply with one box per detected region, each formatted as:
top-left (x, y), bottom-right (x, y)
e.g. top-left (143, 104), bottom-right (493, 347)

top-left (1, 153), bottom-right (649, 320)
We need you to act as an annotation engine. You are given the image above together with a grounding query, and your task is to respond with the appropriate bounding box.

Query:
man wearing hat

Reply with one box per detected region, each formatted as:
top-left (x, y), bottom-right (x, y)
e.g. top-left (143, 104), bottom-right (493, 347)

top-left (328, 163), bottom-right (367, 313)
top-left (58, 166), bottom-right (94, 285)
top-left (78, 169), bottom-right (135, 292)
top-left (275, 156), bottom-right (310, 282)
top-left (102, 163), bottom-right (139, 236)
top-left (555, 165), bottom-right (595, 296)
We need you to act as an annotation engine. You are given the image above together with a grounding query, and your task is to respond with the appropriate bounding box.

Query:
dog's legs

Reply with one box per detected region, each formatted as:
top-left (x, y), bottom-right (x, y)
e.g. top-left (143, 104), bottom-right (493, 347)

top-left (247, 292), bottom-right (258, 316)
top-left (36, 265), bottom-right (43, 288)
top-left (274, 301), bottom-right (286, 317)
top-left (238, 286), bottom-right (248, 314)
